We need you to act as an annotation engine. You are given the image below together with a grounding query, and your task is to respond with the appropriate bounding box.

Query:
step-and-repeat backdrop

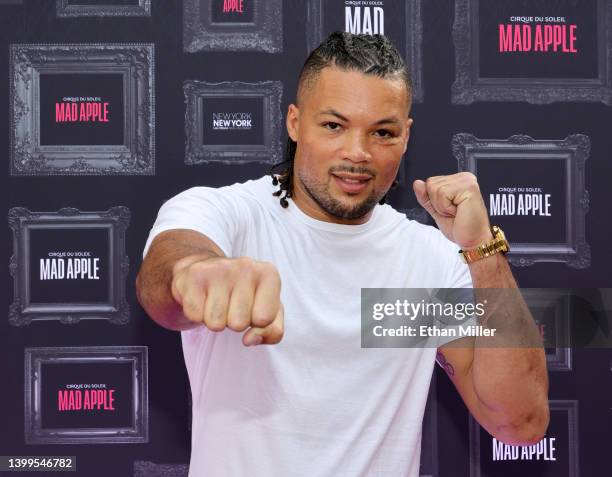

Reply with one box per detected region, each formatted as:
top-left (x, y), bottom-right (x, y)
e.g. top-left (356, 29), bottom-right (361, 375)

top-left (2, 1), bottom-right (611, 476)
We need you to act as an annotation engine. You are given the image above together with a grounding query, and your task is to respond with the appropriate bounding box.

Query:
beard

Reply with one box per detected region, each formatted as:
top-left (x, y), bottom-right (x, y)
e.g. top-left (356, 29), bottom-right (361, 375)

top-left (296, 166), bottom-right (386, 220)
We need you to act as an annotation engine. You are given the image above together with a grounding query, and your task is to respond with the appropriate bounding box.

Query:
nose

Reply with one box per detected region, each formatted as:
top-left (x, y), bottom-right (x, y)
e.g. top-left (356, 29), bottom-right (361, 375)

top-left (342, 130), bottom-right (372, 163)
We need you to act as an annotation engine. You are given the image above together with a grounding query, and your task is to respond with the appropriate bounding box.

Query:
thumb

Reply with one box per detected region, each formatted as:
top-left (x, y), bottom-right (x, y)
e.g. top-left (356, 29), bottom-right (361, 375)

top-left (413, 180), bottom-right (435, 217)
top-left (243, 303), bottom-right (284, 347)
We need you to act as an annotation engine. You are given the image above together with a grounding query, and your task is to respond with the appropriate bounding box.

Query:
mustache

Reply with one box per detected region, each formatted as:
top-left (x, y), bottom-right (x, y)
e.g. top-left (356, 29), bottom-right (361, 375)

top-left (329, 166), bottom-right (376, 178)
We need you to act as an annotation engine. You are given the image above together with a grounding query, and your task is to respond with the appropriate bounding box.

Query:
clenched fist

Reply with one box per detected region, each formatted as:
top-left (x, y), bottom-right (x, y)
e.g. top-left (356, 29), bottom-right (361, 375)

top-left (413, 172), bottom-right (493, 249)
top-left (171, 256), bottom-right (284, 347)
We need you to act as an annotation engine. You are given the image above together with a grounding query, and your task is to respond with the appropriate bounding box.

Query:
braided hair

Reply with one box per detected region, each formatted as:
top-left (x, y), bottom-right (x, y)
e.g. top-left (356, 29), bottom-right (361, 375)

top-left (270, 31), bottom-right (413, 208)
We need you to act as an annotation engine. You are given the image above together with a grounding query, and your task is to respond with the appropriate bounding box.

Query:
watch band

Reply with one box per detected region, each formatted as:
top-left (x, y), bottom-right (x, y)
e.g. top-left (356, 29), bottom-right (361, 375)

top-left (459, 225), bottom-right (510, 264)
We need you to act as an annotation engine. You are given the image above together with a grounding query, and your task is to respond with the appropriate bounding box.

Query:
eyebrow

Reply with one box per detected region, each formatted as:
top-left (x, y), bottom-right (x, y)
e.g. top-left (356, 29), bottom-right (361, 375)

top-left (318, 108), bottom-right (402, 126)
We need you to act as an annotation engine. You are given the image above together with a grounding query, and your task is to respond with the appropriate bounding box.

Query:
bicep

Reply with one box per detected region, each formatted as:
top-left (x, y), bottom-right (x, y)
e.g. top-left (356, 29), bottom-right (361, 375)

top-left (142, 186), bottom-right (251, 259)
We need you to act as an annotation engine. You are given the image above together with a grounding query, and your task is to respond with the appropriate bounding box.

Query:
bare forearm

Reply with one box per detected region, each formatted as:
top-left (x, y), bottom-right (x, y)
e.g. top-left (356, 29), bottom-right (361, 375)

top-left (469, 253), bottom-right (549, 441)
top-left (136, 230), bottom-right (222, 331)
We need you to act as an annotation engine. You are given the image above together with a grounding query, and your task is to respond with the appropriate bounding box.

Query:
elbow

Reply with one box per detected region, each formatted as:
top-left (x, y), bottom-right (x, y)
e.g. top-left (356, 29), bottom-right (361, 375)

top-left (492, 401), bottom-right (550, 446)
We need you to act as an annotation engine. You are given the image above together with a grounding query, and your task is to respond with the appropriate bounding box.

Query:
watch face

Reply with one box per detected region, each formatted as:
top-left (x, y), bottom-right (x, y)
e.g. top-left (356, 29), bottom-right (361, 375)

top-left (493, 226), bottom-right (507, 241)
top-left (493, 227), bottom-right (510, 252)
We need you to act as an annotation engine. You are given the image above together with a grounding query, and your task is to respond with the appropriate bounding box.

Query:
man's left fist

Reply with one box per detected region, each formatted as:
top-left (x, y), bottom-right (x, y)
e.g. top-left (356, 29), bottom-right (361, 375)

top-left (413, 172), bottom-right (493, 249)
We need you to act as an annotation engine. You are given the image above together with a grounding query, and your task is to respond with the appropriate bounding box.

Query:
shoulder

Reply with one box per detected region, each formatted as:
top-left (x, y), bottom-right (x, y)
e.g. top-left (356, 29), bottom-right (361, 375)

top-left (165, 175), bottom-right (274, 208)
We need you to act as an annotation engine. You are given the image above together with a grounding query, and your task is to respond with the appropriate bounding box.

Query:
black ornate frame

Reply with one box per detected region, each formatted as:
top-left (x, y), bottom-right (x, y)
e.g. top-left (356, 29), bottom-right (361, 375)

top-left (9, 207), bottom-right (130, 326)
top-left (305, 0), bottom-right (424, 103)
top-left (184, 80), bottom-right (283, 165)
top-left (452, 0), bottom-right (612, 104)
top-left (453, 134), bottom-right (591, 268)
top-left (183, 0), bottom-right (282, 53)
top-left (469, 400), bottom-right (579, 477)
top-left (522, 288), bottom-right (572, 371)
top-left (56, 0), bottom-right (151, 17)
top-left (25, 346), bottom-right (148, 445)
top-left (10, 44), bottom-right (155, 175)
top-left (133, 461), bottom-right (189, 477)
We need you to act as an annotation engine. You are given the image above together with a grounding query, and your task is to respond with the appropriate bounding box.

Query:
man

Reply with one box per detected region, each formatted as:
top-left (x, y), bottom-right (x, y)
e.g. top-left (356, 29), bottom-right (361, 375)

top-left (137, 32), bottom-right (549, 476)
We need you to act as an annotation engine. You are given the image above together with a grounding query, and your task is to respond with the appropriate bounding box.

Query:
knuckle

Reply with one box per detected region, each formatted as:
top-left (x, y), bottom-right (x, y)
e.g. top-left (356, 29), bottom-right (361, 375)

top-left (235, 256), bottom-right (255, 269)
top-left (182, 299), bottom-right (202, 322)
top-left (182, 261), bottom-right (215, 287)
top-left (236, 264), bottom-right (255, 283)
top-left (227, 315), bottom-right (249, 331)
top-left (205, 302), bottom-right (227, 330)
top-left (252, 309), bottom-right (275, 327)
top-left (259, 261), bottom-right (281, 281)
top-left (205, 318), bottom-right (226, 332)
top-left (209, 300), bottom-right (225, 316)
top-left (254, 259), bottom-right (271, 271)
top-left (462, 171), bottom-right (477, 181)
top-left (254, 301), bottom-right (282, 327)
top-left (227, 304), bottom-right (250, 331)
top-left (210, 259), bottom-right (233, 279)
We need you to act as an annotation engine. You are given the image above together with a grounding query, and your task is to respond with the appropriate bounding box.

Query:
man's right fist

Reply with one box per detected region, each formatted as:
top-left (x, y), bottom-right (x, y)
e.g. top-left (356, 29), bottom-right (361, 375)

top-left (171, 256), bottom-right (284, 347)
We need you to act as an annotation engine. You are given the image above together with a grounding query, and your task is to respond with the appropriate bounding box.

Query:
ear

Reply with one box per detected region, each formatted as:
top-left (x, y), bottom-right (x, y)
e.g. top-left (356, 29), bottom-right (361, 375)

top-left (402, 118), bottom-right (414, 154)
top-left (286, 104), bottom-right (300, 142)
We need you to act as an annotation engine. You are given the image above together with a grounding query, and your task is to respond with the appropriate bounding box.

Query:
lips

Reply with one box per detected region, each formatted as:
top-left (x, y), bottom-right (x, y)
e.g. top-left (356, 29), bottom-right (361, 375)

top-left (331, 173), bottom-right (372, 194)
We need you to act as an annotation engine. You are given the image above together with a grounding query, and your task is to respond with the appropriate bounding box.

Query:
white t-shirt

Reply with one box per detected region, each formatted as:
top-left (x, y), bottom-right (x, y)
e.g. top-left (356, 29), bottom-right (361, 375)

top-left (143, 176), bottom-right (472, 477)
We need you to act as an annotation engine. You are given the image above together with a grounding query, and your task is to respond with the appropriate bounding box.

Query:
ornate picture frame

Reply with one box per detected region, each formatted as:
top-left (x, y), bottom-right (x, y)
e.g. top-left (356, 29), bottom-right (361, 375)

top-left (10, 44), bottom-right (155, 175)
top-left (56, 0), bottom-right (151, 17)
top-left (452, 0), bottom-right (612, 104)
top-left (9, 206), bottom-right (130, 326)
top-left (454, 134), bottom-right (590, 268)
top-left (25, 346), bottom-right (148, 445)
top-left (183, 0), bottom-right (282, 53)
top-left (184, 80), bottom-right (283, 165)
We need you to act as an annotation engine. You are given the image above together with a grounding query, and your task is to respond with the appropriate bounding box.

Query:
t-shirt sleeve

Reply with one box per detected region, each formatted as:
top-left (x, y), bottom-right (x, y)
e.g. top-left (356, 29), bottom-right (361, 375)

top-left (446, 245), bottom-right (474, 289)
top-left (432, 229), bottom-right (476, 348)
top-left (142, 185), bottom-right (248, 259)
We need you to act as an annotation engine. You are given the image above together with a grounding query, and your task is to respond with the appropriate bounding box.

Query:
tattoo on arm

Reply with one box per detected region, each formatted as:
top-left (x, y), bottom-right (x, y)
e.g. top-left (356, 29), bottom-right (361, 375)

top-left (436, 351), bottom-right (455, 377)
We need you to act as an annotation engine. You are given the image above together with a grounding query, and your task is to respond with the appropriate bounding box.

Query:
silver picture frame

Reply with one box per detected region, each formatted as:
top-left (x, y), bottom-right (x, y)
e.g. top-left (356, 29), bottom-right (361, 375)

top-left (453, 134), bottom-right (591, 268)
top-left (9, 206), bottom-right (130, 326)
top-left (522, 288), bottom-right (572, 371)
top-left (133, 461), bottom-right (189, 477)
top-left (183, 0), bottom-right (282, 53)
top-left (184, 80), bottom-right (283, 165)
top-left (10, 43), bottom-right (155, 175)
top-left (56, 0), bottom-right (151, 17)
top-left (24, 346), bottom-right (149, 445)
top-left (469, 400), bottom-right (579, 477)
top-left (452, 0), bottom-right (612, 104)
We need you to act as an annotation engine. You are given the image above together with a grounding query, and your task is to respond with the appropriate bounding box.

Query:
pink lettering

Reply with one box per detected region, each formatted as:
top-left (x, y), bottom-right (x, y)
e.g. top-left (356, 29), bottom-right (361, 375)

top-left (498, 24), bottom-right (578, 53)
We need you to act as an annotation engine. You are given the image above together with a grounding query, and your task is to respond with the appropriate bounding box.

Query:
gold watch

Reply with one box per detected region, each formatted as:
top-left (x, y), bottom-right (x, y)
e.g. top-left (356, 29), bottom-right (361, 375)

top-left (459, 225), bottom-right (510, 263)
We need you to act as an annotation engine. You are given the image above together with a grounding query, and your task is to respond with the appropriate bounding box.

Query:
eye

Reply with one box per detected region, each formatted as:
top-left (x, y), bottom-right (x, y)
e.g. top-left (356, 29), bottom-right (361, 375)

top-left (323, 121), bottom-right (342, 131)
top-left (374, 129), bottom-right (395, 138)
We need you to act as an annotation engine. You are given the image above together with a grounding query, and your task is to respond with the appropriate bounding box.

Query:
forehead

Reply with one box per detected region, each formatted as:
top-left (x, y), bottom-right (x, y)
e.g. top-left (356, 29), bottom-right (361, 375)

top-left (301, 67), bottom-right (409, 118)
